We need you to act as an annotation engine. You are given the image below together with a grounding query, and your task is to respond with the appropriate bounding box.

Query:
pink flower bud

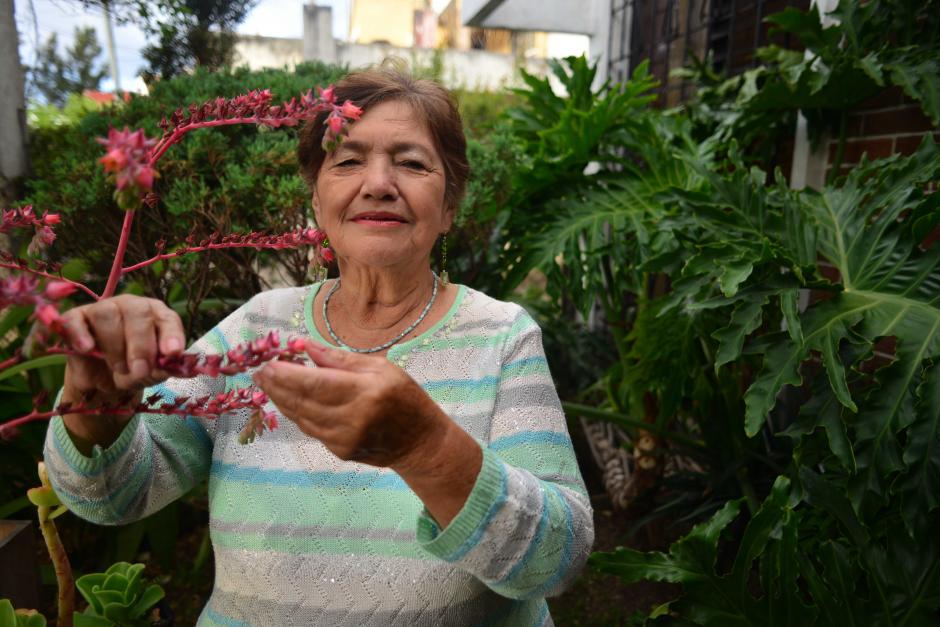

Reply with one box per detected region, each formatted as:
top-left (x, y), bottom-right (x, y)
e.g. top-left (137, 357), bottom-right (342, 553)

top-left (35, 304), bottom-right (61, 328)
top-left (44, 281), bottom-right (77, 300)
top-left (327, 113), bottom-right (344, 135)
top-left (42, 213), bottom-right (61, 226)
top-left (321, 247), bottom-right (335, 264)
top-left (135, 166), bottom-right (156, 190)
top-left (288, 338), bottom-right (308, 353)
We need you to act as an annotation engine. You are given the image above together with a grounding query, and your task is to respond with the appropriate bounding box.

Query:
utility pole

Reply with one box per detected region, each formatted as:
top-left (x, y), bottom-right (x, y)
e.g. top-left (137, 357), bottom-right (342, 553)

top-left (102, 0), bottom-right (122, 93)
top-left (0, 0), bottom-right (29, 203)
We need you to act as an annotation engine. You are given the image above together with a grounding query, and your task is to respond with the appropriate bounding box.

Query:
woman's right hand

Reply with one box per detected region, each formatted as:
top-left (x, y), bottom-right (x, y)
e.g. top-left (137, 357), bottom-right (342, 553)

top-left (57, 295), bottom-right (185, 452)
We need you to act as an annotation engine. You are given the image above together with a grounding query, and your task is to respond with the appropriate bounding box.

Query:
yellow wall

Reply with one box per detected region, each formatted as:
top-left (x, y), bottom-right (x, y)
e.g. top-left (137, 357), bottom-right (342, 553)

top-left (349, 0), bottom-right (430, 47)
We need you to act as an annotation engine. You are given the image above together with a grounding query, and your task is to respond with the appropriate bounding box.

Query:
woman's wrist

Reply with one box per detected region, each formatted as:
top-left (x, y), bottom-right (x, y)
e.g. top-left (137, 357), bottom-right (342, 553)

top-left (393, 417), bottom-right (483, 528)
top-left (59, 383), bottom-right (140, 456)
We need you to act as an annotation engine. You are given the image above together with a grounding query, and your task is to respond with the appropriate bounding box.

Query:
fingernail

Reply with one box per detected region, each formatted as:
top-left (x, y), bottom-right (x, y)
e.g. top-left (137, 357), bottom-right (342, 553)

top-left (165, 338), bottom-right (182, 353)
top-left (131, 359), bottom-right (149, 378)
top-left (79, 338), bottom-right (94, 352)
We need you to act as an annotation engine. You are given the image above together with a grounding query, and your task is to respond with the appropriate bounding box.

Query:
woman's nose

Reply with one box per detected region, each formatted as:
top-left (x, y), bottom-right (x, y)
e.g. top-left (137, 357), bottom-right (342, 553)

top-left (361, 159), bottom-right (398, 201)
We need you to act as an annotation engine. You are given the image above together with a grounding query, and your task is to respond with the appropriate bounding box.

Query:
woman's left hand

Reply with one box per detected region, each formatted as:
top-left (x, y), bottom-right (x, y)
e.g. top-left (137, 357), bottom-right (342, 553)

top-left (253, 341), bottom-right (449, 471)
top-left (253, 340), bottom-right (483, 527)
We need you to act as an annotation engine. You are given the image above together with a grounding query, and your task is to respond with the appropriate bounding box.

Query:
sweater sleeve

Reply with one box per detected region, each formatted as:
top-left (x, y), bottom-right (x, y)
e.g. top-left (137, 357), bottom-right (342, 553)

top-left (416, 309), bottom-right (594, 600)
top-left (42, 299), bottom-right (254, 526)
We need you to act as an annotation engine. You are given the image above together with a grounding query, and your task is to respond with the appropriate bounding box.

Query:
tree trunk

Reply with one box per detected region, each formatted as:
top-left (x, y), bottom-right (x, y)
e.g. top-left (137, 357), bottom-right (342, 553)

top-left (0, 0), bottom-right (29, 203)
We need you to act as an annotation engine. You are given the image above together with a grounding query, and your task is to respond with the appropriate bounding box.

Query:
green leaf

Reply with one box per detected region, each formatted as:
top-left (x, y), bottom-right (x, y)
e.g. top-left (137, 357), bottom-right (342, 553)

top-left (0, 355), bottom-right (67, 383)
top-left (72, 613), bottom-right (112, 627)
top-left (0, 600), bottom-right (16, 627)
top-left (896, 361), bottom-right (940, 539)
top-left (780, 289), bottom-right (803, 345)
top-left (712, 297), bottom-right (767, 371)
top-left (129, 585), bottom-right (164, 618)
top-left (26, 487), bottom-right (61, 508)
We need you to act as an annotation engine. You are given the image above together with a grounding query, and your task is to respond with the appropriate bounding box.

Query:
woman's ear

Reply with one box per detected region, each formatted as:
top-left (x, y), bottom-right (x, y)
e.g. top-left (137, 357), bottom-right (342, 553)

top-left (442, 205), bottom-right (456, 232)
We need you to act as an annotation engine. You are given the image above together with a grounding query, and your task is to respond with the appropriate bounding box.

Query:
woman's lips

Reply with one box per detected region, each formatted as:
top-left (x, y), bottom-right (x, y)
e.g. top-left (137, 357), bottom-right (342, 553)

top-left (352, 212), bottom-right (408, 227)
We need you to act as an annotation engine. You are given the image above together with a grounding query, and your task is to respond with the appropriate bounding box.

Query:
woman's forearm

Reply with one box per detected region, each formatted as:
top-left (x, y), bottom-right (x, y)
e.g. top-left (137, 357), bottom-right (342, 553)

top-left (393, 418), bottom-right (483, 529)
top-left (59, 378), bottom-right (140, 456)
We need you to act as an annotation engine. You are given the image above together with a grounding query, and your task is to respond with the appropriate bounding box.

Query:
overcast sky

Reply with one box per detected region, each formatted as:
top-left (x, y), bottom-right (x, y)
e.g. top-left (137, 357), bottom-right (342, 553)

top-left (12, 0), bottom-right (368, 93)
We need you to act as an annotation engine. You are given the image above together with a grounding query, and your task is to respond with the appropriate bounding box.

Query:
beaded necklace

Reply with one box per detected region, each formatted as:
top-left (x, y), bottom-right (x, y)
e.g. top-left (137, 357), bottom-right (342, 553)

top-left (321, 274), bottom-right (439, 354)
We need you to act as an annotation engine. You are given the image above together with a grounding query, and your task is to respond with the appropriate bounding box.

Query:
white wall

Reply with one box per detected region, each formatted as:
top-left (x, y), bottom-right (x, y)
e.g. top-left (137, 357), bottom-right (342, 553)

top-left (234, 36), bottom-right (548, 91)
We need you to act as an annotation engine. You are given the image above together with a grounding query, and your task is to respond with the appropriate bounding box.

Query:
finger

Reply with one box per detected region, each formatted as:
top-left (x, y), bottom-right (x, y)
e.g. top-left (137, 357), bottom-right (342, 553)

top-left (151, 301), bottom-right (185, 355)
top-left (86, 300), bottom-right (128, 376)
top-left (306, 342), bottom-right (381, 373)
top-left (122, 298), bottom-right (159, 380)
top-left (59, 309), bottom-right (96, 353)
top-left (257, 360), bottom-right (359, 405)
top-left (65, 354), bottom-right (115, 394)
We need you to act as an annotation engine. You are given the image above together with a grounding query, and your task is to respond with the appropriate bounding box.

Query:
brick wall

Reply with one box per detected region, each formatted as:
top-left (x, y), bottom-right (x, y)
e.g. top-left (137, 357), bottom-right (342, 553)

top-left (826, 86), bottom-right (940, 179)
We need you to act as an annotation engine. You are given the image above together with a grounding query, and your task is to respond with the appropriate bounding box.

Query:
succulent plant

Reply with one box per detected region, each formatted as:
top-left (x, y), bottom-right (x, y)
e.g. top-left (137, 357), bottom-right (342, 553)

top-left (0, 600), bottom-right (47, 627)
top-left (73, 563), bottom-right (164, 627)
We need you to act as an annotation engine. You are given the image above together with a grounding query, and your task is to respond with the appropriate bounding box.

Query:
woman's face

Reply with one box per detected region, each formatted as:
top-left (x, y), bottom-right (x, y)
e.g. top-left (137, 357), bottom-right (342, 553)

top-left (313, 99), bottom-right (452, 271)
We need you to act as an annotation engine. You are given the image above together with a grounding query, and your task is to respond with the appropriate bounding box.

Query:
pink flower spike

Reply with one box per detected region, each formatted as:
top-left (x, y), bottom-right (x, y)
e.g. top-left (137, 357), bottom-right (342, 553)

top-left (45, 281), bottom-right (77, 300)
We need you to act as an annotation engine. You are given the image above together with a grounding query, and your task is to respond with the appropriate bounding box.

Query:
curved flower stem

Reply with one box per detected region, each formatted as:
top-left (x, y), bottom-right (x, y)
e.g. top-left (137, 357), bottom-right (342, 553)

top-left (36, 462), bottom-right (74, 627)
top-left (122, 240), bottom-right (311, 274)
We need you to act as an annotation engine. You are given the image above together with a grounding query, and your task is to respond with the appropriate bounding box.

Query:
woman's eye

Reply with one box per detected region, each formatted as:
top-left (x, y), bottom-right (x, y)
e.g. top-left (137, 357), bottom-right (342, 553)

top-left (399, 160), bottom-right (428, 171)
top-left (335, 159), bottom-right (360, 167)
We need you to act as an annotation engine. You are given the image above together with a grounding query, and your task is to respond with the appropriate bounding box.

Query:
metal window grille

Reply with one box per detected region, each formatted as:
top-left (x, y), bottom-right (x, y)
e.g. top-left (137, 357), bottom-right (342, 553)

top-left (609, 0), bottom-right (810, 105)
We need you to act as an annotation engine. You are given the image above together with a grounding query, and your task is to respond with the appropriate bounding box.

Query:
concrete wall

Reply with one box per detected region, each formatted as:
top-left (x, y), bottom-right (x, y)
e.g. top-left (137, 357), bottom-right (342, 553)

top-left (234, 35), bottom-right (305, 70)
top-left (234, 36), bottom-right (547, 92)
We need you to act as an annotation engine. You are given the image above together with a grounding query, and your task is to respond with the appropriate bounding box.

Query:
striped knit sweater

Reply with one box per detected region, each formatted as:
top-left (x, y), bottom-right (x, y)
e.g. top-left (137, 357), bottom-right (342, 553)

top-left (44, 283), bottom-right (594, 626)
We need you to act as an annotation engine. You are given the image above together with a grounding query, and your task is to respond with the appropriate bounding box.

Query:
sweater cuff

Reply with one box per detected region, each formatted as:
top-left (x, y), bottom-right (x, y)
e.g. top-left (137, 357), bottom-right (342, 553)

top-left (417, 447), bottom-right (508, 561)
top-left (50, 411), bottom-right (141, 475)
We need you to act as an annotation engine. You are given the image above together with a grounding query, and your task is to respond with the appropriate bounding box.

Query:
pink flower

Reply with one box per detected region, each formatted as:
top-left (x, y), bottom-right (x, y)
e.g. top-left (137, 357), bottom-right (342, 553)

top-left (318, 86), bottom-right (336, 105)
top-left (97, 127), bottom-right (158, 196)
top-left (28, 226), bottom-right (56, 255)
top-left (44, 281), bottom-right (77, 300)
top-left (321, 247), bottom-right (335, 264)
top-left (327, 113), bottom-right (344, 135)
top-left (41, 212), bottom-right (61, 226)
top-left (34, 304), bottom-right (61, 329)
top-left (340, 100), bottom-right (363, 121)
top-left (99, 149), bottom-right (128, 173)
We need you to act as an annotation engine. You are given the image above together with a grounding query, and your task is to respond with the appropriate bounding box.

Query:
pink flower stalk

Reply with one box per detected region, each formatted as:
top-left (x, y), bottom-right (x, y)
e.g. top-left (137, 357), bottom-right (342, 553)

top-left (121, 227), bottom-right (334, 275)
top-left (156, 331), bottom-right (308, 378)
top-left (0, 387), bottom-right (277, 442)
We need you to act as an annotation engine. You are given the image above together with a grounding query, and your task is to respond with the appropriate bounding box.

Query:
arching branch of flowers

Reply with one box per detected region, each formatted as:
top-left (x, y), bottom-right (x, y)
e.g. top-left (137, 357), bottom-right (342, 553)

top-left (0, 85), bottom-right (361, 440)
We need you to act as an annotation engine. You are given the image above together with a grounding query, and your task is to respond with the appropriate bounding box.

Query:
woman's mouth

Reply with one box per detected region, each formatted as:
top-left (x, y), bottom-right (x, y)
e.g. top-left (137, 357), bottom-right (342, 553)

top-left (352, 212), bottom-right (408, 227)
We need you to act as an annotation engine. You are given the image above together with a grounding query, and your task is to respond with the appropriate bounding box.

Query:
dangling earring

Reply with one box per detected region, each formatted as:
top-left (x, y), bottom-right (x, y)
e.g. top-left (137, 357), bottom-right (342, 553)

top-left (439, 233), bottom-right (449, 286)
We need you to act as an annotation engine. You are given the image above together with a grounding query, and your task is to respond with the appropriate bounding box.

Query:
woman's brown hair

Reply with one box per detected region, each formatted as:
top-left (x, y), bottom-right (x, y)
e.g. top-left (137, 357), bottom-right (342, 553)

top-left (297, 65), bottom-right (469, 213)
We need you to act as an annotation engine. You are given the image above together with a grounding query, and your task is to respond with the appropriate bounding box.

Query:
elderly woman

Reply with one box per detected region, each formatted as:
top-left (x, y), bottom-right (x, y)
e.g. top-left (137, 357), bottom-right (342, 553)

top-left (44, 68), bottom-right (593, 626)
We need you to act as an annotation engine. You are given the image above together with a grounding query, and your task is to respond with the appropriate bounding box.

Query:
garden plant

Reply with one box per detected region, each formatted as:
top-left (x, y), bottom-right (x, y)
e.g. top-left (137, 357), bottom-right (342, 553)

top-left (0, 78), bottom-right (361, 624)
top-left (470, 0), bottom-right (939, 624)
